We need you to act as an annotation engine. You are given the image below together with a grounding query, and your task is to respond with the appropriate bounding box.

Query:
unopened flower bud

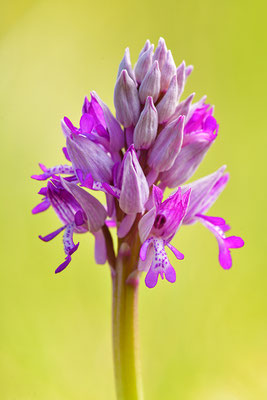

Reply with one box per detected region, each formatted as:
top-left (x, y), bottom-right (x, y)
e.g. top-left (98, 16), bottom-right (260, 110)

top-left (153, 37), bottom-right (167, 70)
top-left (119, 145), bottom-right (149, 214)
top-left (114, 69), bottom-right (140, 127)
top-left (161, 50), bottom-right (176, 92)
top-left (138, 39), bottom-right (151, 58)
top-left (117, 47), bottom-right (136, 83)
top-left (133, 96), bottom-right (158, 149)
top-left (156, 75), bottom-right (178, 124)
top-left (139, 61), bottom-right (161, 104)
top-left (134, 45), bottom-right (154, 84)
top-left (148, 115), bottom-right (184, 172)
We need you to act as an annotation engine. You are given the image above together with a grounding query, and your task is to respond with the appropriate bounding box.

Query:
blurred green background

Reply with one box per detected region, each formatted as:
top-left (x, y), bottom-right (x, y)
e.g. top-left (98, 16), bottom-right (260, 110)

top-left (1, 0), bottom-right (266, 399)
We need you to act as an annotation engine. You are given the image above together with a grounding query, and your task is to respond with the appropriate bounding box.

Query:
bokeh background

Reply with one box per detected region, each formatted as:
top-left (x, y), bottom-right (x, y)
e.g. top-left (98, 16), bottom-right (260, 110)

top-left (1, 0), bottom-right (266, 399)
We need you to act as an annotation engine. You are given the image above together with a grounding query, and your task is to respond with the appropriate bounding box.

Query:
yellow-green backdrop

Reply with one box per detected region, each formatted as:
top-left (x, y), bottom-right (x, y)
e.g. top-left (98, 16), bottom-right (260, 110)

top-left (1, 0), bottom-right (266, 399)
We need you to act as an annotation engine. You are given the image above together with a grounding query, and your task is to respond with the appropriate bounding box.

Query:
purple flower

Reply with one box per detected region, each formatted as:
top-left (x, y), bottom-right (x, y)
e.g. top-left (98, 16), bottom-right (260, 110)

top-left (138, 186), bottom-right (191, 288)
top-left (181, 166), bottom-right (244, 269)
top-left (32, 178), bottom-right (107, 273)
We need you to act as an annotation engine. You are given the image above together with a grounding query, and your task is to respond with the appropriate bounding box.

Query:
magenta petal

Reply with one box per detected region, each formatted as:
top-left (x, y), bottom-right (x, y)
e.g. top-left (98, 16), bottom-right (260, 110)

top-left (55, 255), bottom-right (72, 274)
top-left (39, 163), bottom-right (47, 172)
top-left (38, 187), bottom-right (48, 196)
top-left (62, 147), bottom-right (71, 161)
top-left (84, 173), bottom-right (94, 189)
top-left (197, 214), bottom-right (226, 226)
top-left (225, 236), bottom-right (244, 249)
top-left (80, 114), bottom-right (94, 134)
top-left (76, 169), bottom-right (84, 184)
top-left (145, 267), bottom-right (159, 288)
top-left (82, 96), bottom-right (90, 115)
top-left (166, 243), bottom-right (184, 260)
top-left (218, 241), bottom-right (232, 269)
top-left (204, 115), bottom-right (217, 132)
top-left (102, 182), bottom-right (120, 199)
top-left (165, 264), bottom-right (176, 283)
top-left (64, 117), bottom-right (76, 132)
top-left (74, 210), bottom-right (84, 226)
top-left (39, 226), bottom-right (66, 242)
top-left (32, 198), bottom-right (50, 214)
top-left (221, 224), bottom-right (231, 232)
top-left (31, 174), bottom-right (48, 181)
top-left (68, 242), bottom-right (79, 256)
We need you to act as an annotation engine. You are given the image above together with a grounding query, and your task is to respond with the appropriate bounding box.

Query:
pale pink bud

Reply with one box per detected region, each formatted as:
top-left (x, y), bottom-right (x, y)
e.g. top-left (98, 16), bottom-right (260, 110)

top-left (133, 96), bottom-right (158, 149)
top-left (117, 47), bottom-right (136, 83)
top-left (138, 39), bottom-right (151, 58)
top-left (148, 115), bottom-right (184, 172)
top-left (156, 75), bottom-right (178, 124)
top-left (114, 69), bottom-right (140, 127)
top-left (160, 50), bottom-right (176, 92)
top-left (134, 44), bottom-right (154, 84)
top-left (153, 37), bottom-right (167, 70)
top-left (139, 61), bottom-right (161, 104)
top-left (119, 145), bottom-right (149, 214)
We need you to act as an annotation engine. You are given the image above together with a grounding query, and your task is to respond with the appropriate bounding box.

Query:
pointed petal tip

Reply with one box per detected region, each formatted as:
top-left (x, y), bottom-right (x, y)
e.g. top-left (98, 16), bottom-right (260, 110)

top-left (69, 242), bottom-right (80, 255)
top-left (152, 60), bottom-right (160, 70)
top-left (55, 255), bottom-right (72, 274)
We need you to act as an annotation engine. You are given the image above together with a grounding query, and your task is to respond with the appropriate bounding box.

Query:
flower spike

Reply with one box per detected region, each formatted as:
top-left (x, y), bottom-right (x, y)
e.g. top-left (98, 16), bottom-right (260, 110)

top-left (32, 37), bottom-right (243, 288)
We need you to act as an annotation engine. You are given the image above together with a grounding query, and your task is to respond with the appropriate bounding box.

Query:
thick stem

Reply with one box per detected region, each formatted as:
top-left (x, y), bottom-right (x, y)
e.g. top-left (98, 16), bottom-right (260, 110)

top-left (112, 244), bottom-right (143, 400)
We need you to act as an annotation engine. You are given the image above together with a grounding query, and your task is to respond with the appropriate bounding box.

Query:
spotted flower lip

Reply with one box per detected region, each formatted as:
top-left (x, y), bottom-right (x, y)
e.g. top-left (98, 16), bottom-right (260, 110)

top-left (31, 163), bottom-right (75, 181)
top-left (32, 37), bottom-right (244, 287)
top-left (33, 179), bottom-right (86, 273)
top-left (138, 186), bottom-right (191, 288)
top-left (32, 178), bottom-right (108, 273)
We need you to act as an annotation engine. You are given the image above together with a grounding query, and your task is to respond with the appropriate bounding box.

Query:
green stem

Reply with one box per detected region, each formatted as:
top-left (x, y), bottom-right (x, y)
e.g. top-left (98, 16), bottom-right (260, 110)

top-left (112, 244), bottom-right (143, 400)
